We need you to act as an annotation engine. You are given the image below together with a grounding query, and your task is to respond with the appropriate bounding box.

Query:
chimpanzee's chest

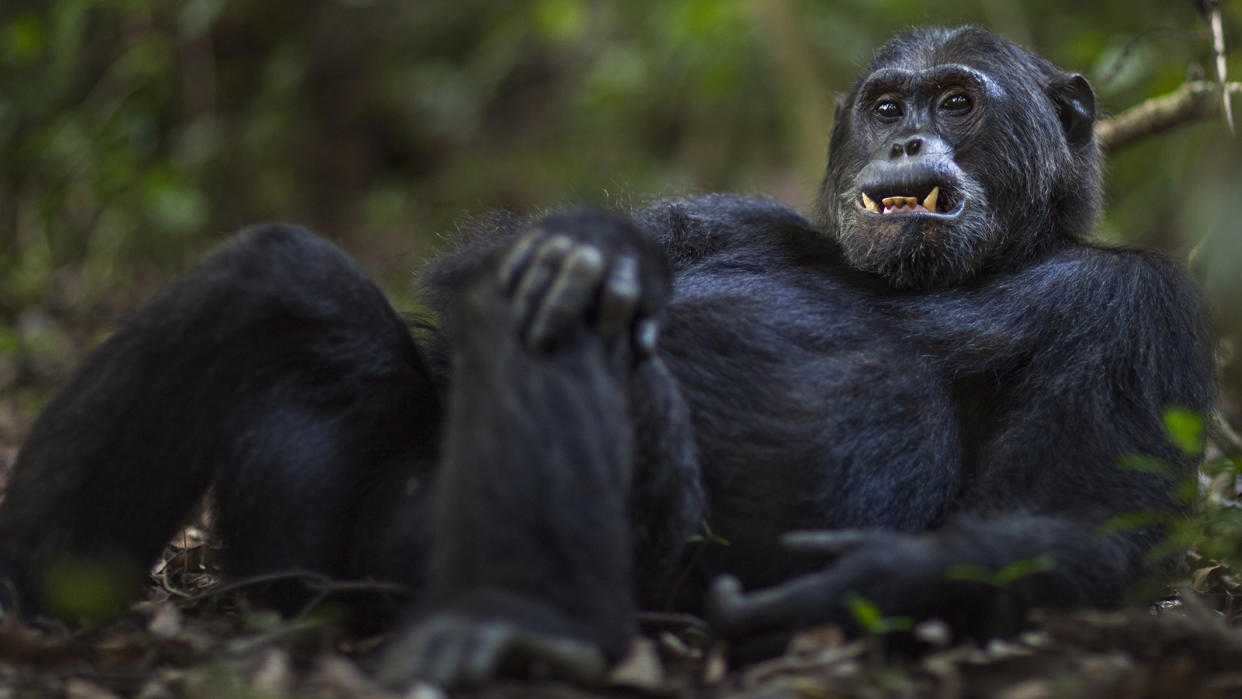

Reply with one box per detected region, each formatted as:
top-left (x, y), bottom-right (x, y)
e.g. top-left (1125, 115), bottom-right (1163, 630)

top-left (657, 268), bottom-right (961, 587)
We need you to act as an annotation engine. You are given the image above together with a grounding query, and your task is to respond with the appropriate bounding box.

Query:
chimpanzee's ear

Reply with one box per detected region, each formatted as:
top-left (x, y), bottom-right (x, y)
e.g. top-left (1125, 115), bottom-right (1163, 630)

top-left (1050, 73), bottom-right (1096, 149)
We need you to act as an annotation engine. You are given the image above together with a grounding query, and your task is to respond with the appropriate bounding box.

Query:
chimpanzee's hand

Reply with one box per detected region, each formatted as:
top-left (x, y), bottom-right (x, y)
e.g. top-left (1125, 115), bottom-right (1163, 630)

top-left (707, 530), bottom-right (931, 660)
top-left (493, 209), bottom-right (669, 357)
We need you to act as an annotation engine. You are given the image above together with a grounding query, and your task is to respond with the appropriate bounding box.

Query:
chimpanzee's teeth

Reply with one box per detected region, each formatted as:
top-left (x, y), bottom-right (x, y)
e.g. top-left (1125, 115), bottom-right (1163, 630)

top-left (861, 193), bottom-right (880, 213)
top-left (862, 187), bottom-right (945, 214)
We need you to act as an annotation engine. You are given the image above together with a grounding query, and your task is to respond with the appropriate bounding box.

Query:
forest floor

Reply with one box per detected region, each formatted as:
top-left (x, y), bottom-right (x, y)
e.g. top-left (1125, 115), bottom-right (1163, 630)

top-left (4, 400), bottom-right (1242, 699)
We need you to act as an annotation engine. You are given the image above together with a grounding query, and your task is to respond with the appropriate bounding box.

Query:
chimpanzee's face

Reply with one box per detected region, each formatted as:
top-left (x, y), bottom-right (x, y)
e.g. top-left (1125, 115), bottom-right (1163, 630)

top-left (817, 27), bottom-right (1100, 289)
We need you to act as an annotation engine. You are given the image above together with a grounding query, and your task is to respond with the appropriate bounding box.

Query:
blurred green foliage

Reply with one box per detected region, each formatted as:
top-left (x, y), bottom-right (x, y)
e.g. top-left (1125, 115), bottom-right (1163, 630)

top-left (0, 0), bottom-right (1239, 403)
top-left (42, 554), bottom-right (133, 624)
top-left (845, 591), bottom-right (914, 635)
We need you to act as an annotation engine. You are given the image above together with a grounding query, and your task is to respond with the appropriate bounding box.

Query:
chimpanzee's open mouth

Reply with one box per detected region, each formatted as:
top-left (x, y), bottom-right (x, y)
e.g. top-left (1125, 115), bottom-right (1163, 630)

top-left (856, 182), bottom-right (963, 217)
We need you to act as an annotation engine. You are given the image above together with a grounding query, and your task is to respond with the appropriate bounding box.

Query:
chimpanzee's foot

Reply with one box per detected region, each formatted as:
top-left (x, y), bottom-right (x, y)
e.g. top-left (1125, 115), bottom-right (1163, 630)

top-left (378, 611), bottom-right (606, 689)
top-left (377, 589), bottom-right (613, 690)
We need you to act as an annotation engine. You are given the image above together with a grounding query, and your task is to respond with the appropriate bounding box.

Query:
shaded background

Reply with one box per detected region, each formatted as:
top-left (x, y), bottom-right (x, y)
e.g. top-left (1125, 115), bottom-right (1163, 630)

top-left (0, 0), bottom-right (1240, 424)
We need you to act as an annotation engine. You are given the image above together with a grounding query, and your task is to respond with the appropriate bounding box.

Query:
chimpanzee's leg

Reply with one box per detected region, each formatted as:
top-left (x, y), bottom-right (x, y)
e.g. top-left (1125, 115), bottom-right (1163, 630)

top-left (203, 228), bottom-right (442, 585)
top-left (0, 224), bottom-right (438, 619)
top-left (379, 209), bottom-right (691, 688)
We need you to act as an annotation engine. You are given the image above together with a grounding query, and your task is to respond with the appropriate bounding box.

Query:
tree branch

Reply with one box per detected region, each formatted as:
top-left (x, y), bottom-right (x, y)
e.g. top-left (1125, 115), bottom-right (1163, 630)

top-left (1095, 81), bottom-right (1240, 153)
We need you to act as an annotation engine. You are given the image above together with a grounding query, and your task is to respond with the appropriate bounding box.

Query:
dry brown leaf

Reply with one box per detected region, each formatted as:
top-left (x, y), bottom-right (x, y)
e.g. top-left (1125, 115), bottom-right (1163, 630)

top-left (607, 636), bottom-right (666, 691)
top-left (313, 655), bottom-right (397, 699)
top-left (1194, 565), bottom-right (1224, 591)
top-left (64, 679), bottom-right (121, 699)
top-left (252, 647), bottom-right (293, 695)
top-left (147, 602), bottom-right (182, 640)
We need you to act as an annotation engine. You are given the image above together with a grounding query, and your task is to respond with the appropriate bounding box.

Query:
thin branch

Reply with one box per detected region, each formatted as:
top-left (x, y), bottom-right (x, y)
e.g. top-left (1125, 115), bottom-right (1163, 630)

top-left (1210, 409), bottom-right (1242, 462)
top-left (636, 611), bottom-right (710, 633)
top-left (180, 569), bottom-right (415, 606)
top-left (1207, 3), bottom-right (1234, 134)
top-left (1095, 81), bottom-right (1242, 153)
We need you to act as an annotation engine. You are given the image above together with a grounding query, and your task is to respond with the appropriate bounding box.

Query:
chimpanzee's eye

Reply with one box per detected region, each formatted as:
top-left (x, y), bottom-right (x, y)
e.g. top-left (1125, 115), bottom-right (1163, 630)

top-left (874, 99), bottom-right (903, 120)
top-left (940, 92), bottom-right (972, 113)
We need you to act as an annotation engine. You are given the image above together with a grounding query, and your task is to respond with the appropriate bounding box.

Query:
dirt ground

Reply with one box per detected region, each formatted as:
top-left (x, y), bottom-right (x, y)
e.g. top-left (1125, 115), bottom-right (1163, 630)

top-left (4, 398), bottom-right (1242, 699)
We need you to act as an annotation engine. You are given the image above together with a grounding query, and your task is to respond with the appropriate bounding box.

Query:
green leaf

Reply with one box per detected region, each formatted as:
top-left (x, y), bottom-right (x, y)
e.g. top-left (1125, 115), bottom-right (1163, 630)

top-left (534, 0), bottom-right (587, 43)
top-left (143, 173), bottom-right (208, 235)
top-left (994, 554), bottom-right (1055, 586)
top-left (1176, 479), bottom-right (1199, 504)
top-left (2, 13), bottom-right (44, 63)
top-left (42, 557), bottom-right (131, 624)
top-left (686, 520), bottom-right (730, 547)
top-left (1099, 510), bottom-right (1170, 535)
top-left (947, 555), bottom-right (1056, 587)
top-left (945, 563), bottom-right (997, 585)
top-left (1115, 453), bottom-right (1173, 476)
top-left (1163, 406), bottom-right (1205, 458)
top-left (844, 592), bottom-right (911, 634)
top-left (0, 325), bottom-right (19, 355)
top-left (844, 591), bottom-right (883, 631)
top-left (1202, 457), bottom-right (1241, 478)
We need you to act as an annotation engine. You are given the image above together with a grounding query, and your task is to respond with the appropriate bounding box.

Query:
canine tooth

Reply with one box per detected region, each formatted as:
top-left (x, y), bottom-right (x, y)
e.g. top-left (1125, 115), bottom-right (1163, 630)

top-left (923, 186), bottom-right (940, 212)
top-left (861, 193), bottom-right (880, 213)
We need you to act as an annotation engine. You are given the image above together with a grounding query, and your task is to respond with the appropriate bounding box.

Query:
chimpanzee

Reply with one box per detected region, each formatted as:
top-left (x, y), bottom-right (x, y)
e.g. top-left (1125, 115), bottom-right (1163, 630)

top-left (0, 26), bottom-right (1216, 688)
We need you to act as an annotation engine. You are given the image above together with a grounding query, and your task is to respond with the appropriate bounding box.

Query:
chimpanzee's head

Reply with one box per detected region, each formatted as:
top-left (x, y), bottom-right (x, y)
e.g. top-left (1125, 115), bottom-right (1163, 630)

top-left (816, 26), bottom-right (1101, 289)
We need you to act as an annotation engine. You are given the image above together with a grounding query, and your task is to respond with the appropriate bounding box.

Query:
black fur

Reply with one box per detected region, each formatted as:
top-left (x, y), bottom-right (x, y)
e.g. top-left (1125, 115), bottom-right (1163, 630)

top-left (0, 26), bottom-right (1215, 687)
